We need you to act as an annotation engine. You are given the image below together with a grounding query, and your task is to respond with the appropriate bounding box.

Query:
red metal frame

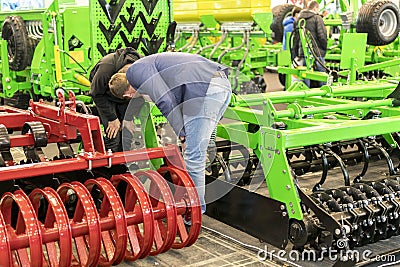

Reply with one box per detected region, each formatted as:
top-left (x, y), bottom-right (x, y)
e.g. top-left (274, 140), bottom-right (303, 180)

top-left (0, 92), bottom-right (202, 266)
top-left (0, 91), bottom-right (105, 154)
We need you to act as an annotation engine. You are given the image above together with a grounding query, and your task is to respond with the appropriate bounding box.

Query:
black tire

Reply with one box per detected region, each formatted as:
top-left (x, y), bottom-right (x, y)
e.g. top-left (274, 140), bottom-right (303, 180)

top-left (27, 37), bottom-right (40, 66)
top-left (270, 4), bottom-right (295, 42)
top-left (3, 92), bottom-right (31, 110)
top-left (356, 0), bottom-right (400, 46)
top-left (1, 16), bottom-right (30, 71)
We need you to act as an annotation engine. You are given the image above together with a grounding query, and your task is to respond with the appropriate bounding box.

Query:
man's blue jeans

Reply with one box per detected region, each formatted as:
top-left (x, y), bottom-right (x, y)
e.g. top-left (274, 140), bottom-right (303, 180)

top-left (183, 75), bottom-right (231, 214)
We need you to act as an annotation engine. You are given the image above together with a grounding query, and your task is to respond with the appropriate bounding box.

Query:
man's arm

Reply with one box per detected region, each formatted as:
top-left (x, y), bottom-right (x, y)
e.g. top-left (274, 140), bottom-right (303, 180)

top-left (90, 64), bottom-right (118, 122)
top-left (316, 16), bottom-right (327, 52)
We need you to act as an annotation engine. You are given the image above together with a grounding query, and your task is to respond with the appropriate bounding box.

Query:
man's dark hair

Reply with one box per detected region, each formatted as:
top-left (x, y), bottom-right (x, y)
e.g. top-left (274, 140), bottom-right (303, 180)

top-left (308, 0), bottom-right (319, 10)
top-left (292, 6), bottom-right (301, 17)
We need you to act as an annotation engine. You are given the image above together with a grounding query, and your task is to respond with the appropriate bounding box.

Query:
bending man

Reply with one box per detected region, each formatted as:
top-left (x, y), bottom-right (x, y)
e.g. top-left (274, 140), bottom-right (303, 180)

top-left (109, 52), bottom-right (232, 214)
top-left (90, 47), bottom-right (144, 152)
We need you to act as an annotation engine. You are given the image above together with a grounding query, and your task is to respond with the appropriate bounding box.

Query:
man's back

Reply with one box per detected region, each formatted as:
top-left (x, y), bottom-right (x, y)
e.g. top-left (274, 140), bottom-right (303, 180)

top-left (297, 9), bottom-right (327, 57)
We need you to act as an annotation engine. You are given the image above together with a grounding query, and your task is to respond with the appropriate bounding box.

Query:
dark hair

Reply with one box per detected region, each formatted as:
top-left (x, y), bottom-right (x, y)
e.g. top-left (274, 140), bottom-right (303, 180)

top-left (308, 0), bottom-right (319, 10)
top-left (292, 6), bottom-right (301, 17)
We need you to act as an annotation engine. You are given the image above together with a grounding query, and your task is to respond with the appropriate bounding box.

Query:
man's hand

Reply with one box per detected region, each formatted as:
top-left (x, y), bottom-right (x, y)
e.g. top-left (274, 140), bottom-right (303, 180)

top-left (106, 119), bottom-right (121, 139)
top-left (122, 119), bottom-right (136, 134)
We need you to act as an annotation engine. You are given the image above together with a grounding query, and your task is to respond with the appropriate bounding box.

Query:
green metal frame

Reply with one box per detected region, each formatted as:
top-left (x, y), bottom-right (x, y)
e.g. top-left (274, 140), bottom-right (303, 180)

top-left (174, 13), bottom-right (282, 92)
top-left (0, 0), bottom-right (171, 102)
top-left (218, 79), bottom-right (400, 220)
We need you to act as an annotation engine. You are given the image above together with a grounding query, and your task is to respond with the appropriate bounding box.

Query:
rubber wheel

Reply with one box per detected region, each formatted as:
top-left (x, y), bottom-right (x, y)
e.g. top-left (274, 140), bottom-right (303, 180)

top-left (2, 16), bottom-right (30, 71)
top-left (270, 4), bottom-right (295, 42)
top-left (356, 0), bottom-right (400, 46)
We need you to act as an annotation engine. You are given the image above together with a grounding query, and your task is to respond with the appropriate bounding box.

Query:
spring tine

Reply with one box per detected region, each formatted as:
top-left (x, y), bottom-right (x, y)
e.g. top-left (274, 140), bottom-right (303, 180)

top-left (323, 147), bottom-right (350, 186)
top-left (313, 148), bottom-right (328, 192)
top-left (354, 139), bottom-right (370, 183)
top-left (370, 140), bottom-right (396, 175)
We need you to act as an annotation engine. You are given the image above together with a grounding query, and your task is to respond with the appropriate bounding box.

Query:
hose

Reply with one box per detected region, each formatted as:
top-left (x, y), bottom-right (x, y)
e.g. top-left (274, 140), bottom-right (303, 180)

top-left (217, 30), bottom-right (247, 63)
top-left (232, 30), bottom-right (250, 91)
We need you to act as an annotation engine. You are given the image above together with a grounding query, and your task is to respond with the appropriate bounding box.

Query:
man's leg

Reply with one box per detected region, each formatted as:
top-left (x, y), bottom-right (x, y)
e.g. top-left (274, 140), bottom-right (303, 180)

top-left (316, 57), bottom-right (326, 87)
top-left (183, 76), bottom-right (231, 214)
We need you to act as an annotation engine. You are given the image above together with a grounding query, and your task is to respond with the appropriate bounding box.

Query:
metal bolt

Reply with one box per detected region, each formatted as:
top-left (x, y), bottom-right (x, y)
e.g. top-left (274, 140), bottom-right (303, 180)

top-left (335, 228), bottom-right (341, 235)
top-left (291, 209), bottom-right (295, 214)
top-left (289, 202), bottom-right (293, 207)
top-left (5, 78), bottom-right (10, 82)
top-left (260, 130), bottom-right (264, 134)
top-left (276, 150), bottom-right (280, 155)
top-left (282, 170), bottom-right (287, 174)
top-left (268, 153), bottom-right (271, 158)
top-left (260, 145), bottom-right (263, 150)
top-left (280, 205), bottom-right (286, 210)
top-left (286, 185), bottom-right (291, 190)
top-left (282, 212), bottom-right (287, 217)
top-left (277, 134), bottom-right (281, 138)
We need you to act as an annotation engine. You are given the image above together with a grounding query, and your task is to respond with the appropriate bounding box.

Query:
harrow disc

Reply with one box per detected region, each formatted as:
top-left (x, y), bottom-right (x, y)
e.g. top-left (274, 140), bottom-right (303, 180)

top-left (57, 182), bottom-right (102, 266)
top-left (135, 170), bottom-right (178, 255)
top-left (0, 169), bottom-right (201, 267)
top-left (110, 173), bottom-right (155, 261)
top-left (29, 187), bottom-right (72, 267)
top-left (158, 166), bottom-right (202, 248)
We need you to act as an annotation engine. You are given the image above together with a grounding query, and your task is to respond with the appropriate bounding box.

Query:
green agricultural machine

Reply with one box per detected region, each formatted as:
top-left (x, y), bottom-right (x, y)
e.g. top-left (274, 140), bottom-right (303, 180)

top-left (278, 0), bottom-right (400, 89)
top-left (0, 0), bottom-right (173, 109)
top-left (197, 55), bottom-right (400, 265)
top-left (172, 0), bottom-right (291, 94)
